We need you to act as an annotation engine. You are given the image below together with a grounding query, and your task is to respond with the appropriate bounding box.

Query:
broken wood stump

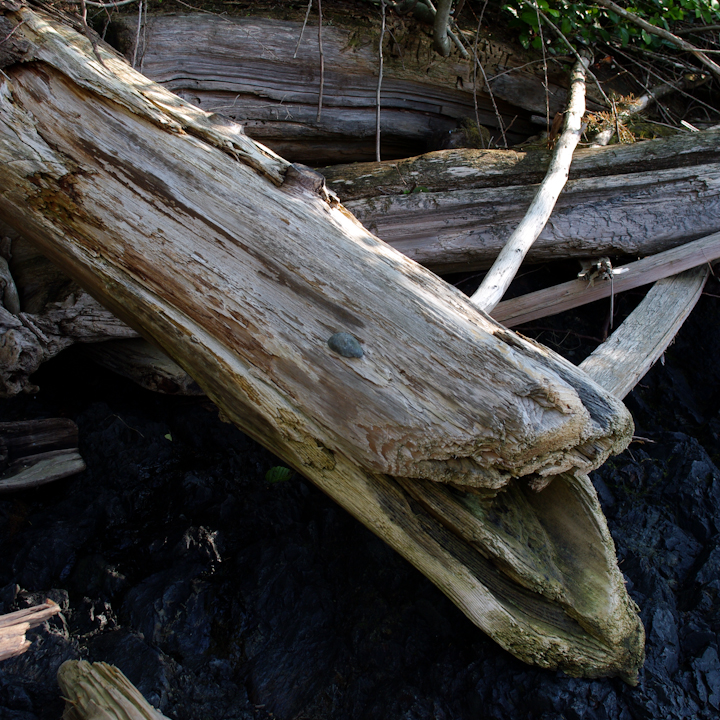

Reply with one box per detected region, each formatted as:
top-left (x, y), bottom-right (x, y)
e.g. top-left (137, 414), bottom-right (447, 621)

top-left (57, 660), bottom-right (170, 720)
top-left (0, 2), bottom-right (643, 680)
top-left (0, 600), bottom-right (61, 661)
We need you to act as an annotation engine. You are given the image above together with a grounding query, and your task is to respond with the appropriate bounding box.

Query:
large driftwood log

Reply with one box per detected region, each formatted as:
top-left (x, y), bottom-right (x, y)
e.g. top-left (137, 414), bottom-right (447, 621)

top-left (109, 11), bottom-right (551, 163)
top-left (323, 130), bottom-right (720, 273)
top-left (0, 3), bottom-right (643, 680)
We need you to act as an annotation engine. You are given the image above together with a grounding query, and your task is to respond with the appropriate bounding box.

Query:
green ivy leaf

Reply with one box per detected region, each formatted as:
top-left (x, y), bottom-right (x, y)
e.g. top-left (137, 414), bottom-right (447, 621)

top-left (266, 466), bottom-right (293, 483)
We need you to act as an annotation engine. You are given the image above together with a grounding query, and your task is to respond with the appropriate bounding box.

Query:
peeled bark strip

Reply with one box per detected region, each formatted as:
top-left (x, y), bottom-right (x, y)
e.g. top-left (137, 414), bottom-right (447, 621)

top-left (323, 130), bottom-right (720, 273)
top-left (58, 660), bottom-right (170, 720)
top-left (0, 3), bottom-right (642, 679)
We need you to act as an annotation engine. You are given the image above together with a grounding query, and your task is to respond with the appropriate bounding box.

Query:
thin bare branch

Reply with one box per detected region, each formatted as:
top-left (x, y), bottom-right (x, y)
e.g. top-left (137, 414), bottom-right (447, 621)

top-left (471, 56), bottom-right (590, 313)
top-left (316, 0), bottom-right (324, 122)
top-left (376, 0), bottom-right (386, 162)
top-left (294, 0), bottom-right (313, 58)
top-left (596, 0), bottom-right (720, 82)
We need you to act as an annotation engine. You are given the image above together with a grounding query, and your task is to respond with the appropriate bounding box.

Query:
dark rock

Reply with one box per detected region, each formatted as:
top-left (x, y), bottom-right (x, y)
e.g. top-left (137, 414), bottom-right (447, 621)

top-left (2, 280), bottom-right (720, 719)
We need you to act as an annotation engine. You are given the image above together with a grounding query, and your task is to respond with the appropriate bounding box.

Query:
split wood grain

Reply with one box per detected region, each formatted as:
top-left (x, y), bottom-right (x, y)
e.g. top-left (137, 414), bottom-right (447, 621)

top-left (324, 132), bottom-right (720, 273)
top-left (58, 660), bottom-right (170, 720)
top-left (0, 601), bottom-right (60, 661)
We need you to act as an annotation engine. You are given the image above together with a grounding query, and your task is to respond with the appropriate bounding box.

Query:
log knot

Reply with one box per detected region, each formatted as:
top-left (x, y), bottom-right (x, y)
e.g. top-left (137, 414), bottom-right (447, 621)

top-left (283, 163), bottom-right (339, 206)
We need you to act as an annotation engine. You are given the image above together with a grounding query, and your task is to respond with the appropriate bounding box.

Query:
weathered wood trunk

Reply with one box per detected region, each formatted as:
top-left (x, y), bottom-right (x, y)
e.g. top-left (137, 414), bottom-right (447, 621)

top-left (322, 131), bottom-right (720, 273)
top-left (0, 3), bottom-right (643, 680)
top-left (109, 11), bottom-right (559, 163)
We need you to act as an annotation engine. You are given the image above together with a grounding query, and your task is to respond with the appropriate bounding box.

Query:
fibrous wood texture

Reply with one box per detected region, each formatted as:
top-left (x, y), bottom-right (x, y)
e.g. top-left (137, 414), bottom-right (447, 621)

top-left (323, 130), bottom-right (720, 273)
top-left (0, 3), bottom-right (643, 679)
top-left (110, 11), bottom-right (548, 163)
top-left (0, 600), bottom-right (60, 661)
top-left (58, 660), bottom-right (170, 720)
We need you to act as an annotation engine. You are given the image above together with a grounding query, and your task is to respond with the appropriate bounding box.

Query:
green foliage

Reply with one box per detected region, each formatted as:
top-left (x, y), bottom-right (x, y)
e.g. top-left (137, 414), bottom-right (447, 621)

top-left (501, 0), bottom-right (720, 52)
top-left (265, 466), bottom-right (293, 483)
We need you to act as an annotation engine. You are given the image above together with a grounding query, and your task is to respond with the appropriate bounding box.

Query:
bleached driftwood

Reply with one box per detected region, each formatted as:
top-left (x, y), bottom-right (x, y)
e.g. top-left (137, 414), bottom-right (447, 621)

top-left (0, 2), bottom-right (643, 680)
top-left (492, 231), bottom-right (720, 327)
top-left (0, 601), bottom-right (60, 661)
top-left (323, 130), bottom-right (720, 273)
top-left (0, 418), bottom-right (85, 493)
top-left (471, 56), bottom-right (589, 312)
top-left (578, 266), bottom-right (709, 399)
top-left (58, 660), bottom-right (170, 720)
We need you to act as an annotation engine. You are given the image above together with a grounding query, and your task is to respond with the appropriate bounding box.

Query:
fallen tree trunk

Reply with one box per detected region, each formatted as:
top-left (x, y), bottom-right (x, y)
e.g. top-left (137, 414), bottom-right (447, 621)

top-left (0, 2), bottom-right (643, 680)
top-left (323, 130), bottom-right (720, 273)
top-left (108, 10), bottom-right (552, 164)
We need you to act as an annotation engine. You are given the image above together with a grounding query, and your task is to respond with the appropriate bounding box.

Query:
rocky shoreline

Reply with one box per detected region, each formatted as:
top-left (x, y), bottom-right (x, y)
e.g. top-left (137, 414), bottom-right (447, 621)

top-left (1, 277), bottom-right (720, 719)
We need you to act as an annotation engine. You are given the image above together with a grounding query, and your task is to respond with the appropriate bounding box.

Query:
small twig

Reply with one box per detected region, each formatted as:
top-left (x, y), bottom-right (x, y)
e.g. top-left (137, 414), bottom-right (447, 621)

top-left (475, 53), bottom-right (508, 149)
top-left (1, 18), bottom-right (25, 46)
top-left (140, 0), bottom-right (147, 72)
top-left (472, 0), bottom-right (489, 144)
top-left (376, 0), bottom-right (386, 162)
top-left (79, 0), bottom-right (107, 68)
top-left (448, 20), bottom-right (470, 58)
top-left (676, 24), bottom-right (720, 36)
top-left (532, 0), bottom-right (550, 133)
top-left (316, 0), bottom-right (324, 122)
top-left (525, 2), bottom-right (610, 107)
top-left (294, 0), bottom-right (313, 58)
top-left (131, 0), bottom-right (142, 68)
top-left (83, 0), bottom-right (138, 6)
top-left (596, 0), bottom-right (720, 82)
top-left (471, 56), bottom-right (590, 313)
